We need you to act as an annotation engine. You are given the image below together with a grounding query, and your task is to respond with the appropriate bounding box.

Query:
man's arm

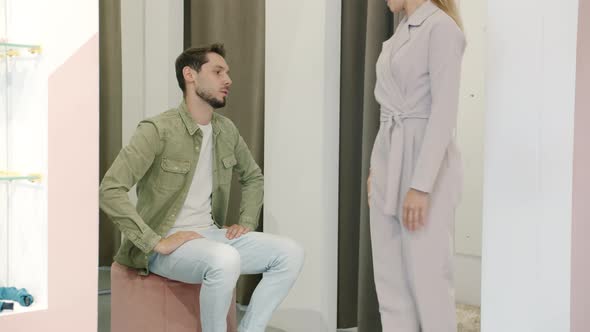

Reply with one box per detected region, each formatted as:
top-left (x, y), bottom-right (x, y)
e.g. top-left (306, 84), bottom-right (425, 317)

top-left (233, 134), bottom-right (264, 231)
top-left (99, 122), bottom-right (162, 254)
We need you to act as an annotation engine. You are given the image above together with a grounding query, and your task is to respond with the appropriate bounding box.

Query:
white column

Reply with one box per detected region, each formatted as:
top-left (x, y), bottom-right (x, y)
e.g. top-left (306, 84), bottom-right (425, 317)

top-left (121, 0), bottom-right (146, 145)
top-left (121, 0), bottom-right (183, 144)
top-left (482, 1), bottom-right (579, 331)
top-left (144, 0), bottom-right (183, 118)
top-left (264, 0), bottom-right (341, 331)
top-left (454, 0), bottom-right (487, 306)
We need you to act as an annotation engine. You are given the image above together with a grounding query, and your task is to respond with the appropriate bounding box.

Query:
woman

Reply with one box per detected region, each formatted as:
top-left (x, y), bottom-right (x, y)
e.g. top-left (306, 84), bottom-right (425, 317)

top-left (367, 0), bottom-right (465, 331)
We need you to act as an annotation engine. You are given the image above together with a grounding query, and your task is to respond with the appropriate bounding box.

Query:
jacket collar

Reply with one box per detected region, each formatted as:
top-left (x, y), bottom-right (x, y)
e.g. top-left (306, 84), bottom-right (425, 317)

top-left (407, 0), bottom-right (439, 27)
top-left (178, 100), bottom-right (221, 136)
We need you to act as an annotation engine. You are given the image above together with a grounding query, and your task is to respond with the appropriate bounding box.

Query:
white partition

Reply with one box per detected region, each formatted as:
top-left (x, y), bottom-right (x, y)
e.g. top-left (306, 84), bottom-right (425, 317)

top-left (454, 0), bottom-right (487, 306)
top-left (482, 0), bottom-right (579, 331)
top-left (264, 0), bottom-right (341, 331)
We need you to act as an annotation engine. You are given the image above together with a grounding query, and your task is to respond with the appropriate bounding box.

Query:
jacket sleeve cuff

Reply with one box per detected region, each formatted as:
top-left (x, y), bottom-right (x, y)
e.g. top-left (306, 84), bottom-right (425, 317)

top-left (409, 179), bottom-right (433, 194)
top-left (239, 216), bottom-right (258, 231)
top-left (128, 230), bottom-right (162, 254)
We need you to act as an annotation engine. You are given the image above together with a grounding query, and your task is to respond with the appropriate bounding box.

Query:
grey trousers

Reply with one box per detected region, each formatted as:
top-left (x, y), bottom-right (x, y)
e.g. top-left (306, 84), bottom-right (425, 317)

top-left (369, 191), bottom-right (457, 332)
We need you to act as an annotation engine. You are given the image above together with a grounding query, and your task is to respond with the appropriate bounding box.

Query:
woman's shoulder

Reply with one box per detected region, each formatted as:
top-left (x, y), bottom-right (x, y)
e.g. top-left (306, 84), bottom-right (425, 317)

top-left (425, 10), bottom-right (465, 50)
top-left (427, 10), bottom-right (464, 39)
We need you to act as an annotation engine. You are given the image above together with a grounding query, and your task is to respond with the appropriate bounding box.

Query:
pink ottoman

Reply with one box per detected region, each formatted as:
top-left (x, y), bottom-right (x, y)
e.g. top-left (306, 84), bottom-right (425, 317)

top-left (111, 262), bottom-right (238, 332)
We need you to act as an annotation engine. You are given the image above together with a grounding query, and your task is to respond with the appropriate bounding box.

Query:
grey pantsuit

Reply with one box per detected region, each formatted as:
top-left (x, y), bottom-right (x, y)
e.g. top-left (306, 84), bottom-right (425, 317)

top-left (369, 2), bottom-right (465, 331)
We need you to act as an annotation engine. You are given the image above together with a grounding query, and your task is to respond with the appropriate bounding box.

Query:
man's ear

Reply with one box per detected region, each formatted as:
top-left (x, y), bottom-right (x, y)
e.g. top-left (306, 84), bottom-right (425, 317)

top-left (183, 66), bottom-right (196, 84)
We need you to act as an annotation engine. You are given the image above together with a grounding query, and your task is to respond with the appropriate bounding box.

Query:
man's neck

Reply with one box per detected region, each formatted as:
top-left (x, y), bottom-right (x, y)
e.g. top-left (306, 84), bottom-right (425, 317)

top-left (185, 93), bottom-right (213, 126)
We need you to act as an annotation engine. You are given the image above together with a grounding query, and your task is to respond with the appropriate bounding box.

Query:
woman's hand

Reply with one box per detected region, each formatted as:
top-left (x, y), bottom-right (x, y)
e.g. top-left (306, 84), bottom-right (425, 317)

top-left (402, 188), bottom-right (430, 232)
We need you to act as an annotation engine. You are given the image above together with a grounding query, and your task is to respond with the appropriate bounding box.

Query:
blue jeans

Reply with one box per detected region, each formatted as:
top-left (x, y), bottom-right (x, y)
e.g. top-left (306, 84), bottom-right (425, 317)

top-left (148, 227), bottom-right (304, 332)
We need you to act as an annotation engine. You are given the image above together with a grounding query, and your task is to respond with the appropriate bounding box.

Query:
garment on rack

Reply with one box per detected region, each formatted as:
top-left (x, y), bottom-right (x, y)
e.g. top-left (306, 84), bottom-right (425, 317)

top-left (0, 287), bottom-right (34, 307)
top-left (0, 301), bottom-right (14, 312)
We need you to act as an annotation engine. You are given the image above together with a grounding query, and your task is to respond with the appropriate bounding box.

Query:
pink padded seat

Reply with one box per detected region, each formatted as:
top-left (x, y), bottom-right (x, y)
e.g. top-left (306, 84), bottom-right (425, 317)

top-left (111, 262), bottom-right (238, 332)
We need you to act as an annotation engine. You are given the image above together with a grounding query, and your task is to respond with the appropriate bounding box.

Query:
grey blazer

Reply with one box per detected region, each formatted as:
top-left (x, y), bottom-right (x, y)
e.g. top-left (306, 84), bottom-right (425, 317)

top-left (372, 1), bottom-right (466, 216)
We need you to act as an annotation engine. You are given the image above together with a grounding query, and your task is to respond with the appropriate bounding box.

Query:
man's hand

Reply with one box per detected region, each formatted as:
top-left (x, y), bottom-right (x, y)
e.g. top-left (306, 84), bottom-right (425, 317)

top-left (223, 224), bottom-right (252, 240)
top-left (402, 188), bottom-right (430, 232)
top-left (153, 231), bottom-right (203, 255)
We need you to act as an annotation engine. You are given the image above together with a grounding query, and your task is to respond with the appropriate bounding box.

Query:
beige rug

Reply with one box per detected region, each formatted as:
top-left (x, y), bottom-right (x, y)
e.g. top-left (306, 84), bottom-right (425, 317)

top-left (457, 303), bottom-right (481, 332)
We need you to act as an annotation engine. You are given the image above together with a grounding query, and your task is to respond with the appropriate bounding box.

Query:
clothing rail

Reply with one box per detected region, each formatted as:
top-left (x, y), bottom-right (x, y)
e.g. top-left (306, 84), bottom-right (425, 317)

top-left (0, 171), bottom-right (42, 182)
top-left (0, 41), bottom-right (42, 58)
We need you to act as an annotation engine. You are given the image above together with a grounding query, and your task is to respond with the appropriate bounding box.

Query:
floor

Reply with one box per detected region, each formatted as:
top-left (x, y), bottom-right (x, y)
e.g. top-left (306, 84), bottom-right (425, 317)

top-left (98, 269), bottom-right (480, 332)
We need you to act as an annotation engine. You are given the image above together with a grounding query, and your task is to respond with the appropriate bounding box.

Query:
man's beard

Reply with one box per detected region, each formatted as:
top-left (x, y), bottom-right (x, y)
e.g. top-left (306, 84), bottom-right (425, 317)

top-left (196, 87), bottom-right (226, 109)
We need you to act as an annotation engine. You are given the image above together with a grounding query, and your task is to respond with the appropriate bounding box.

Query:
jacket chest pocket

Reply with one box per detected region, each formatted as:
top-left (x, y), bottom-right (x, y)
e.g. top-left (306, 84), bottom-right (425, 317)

top-left (157, 157), bottom-right (190, 190)
top-left (218, 155), bottom-right (236, 184)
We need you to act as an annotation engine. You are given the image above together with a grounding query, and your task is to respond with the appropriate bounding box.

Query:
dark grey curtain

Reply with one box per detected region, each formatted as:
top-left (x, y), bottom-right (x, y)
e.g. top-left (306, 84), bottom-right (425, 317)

top-left (184, 0), bottom-right (265, 305)
top-left (338, 1), bottom-right (401, 330)
top-left (99, 0), bottom-right (122, 268)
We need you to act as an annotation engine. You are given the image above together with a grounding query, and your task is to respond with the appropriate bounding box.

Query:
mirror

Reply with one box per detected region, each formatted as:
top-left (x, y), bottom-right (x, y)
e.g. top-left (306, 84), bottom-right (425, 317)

top-left (0, 0), bottom-right (47, 316)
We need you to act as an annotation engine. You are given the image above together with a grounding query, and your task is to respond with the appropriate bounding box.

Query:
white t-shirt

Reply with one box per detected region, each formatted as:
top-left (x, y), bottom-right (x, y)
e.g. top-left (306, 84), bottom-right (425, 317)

top-left (166, 122), bottom-right (214, 235)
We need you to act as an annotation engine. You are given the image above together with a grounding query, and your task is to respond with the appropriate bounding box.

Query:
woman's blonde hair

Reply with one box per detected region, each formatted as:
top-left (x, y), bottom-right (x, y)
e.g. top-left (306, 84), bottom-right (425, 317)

top-left (431, 0), bottom-right (463, 30)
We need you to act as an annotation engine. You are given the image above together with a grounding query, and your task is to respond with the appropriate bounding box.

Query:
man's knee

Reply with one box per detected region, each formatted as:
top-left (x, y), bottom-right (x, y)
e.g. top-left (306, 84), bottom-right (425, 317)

top-left (205, 245), bottom-right (241, 284)
top-left (279, 238), bottom-right (305, 273)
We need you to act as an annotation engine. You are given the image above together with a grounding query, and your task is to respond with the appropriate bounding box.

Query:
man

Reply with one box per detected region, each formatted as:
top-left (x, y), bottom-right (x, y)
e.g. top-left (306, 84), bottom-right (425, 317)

top-left (100, 43), bottom-right (304, 332)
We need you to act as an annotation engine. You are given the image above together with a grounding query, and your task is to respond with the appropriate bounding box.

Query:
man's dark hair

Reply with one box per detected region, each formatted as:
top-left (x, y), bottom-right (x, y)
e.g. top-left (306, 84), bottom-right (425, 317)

top-left (175, 43), bottom-right (226, 93)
